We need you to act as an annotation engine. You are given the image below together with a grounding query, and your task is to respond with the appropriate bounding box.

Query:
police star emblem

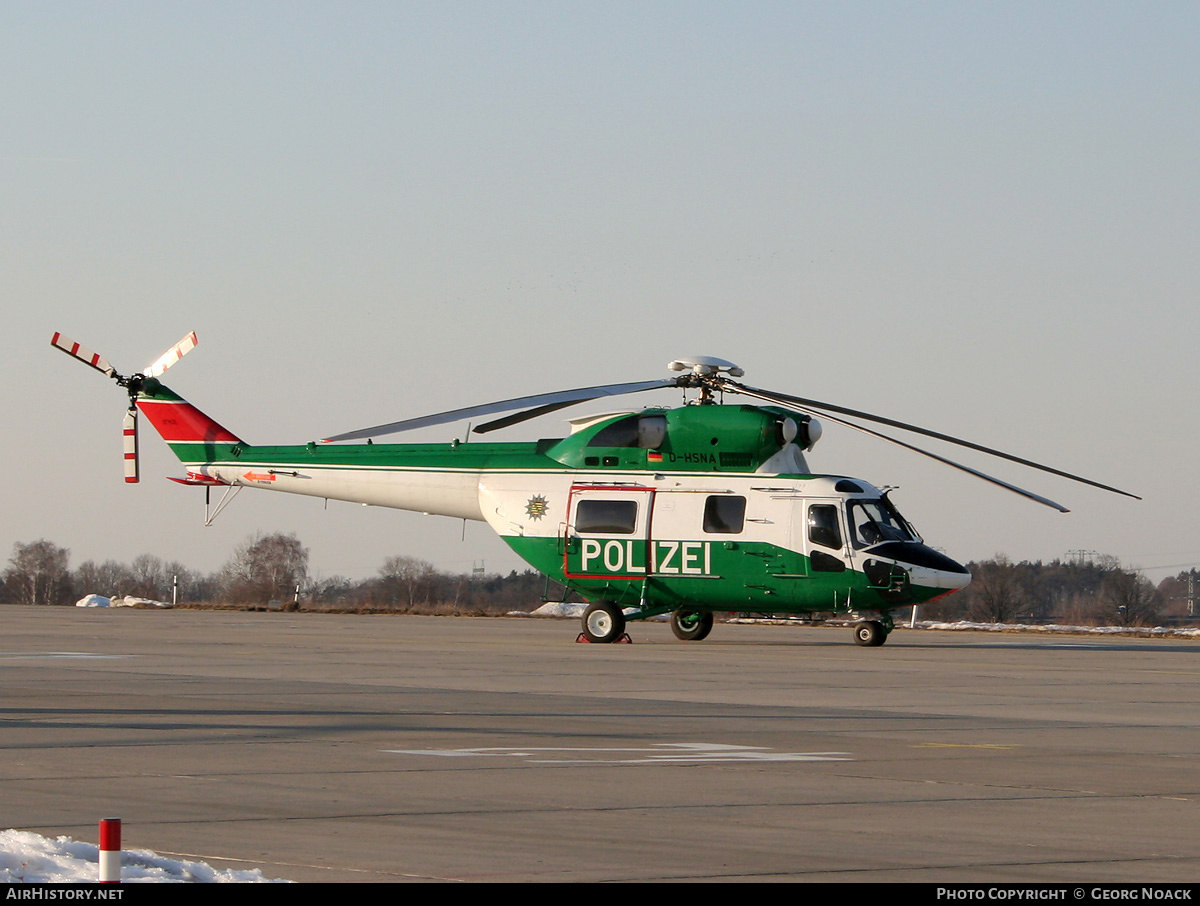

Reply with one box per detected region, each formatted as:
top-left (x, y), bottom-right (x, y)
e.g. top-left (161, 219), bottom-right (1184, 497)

top-left (525, 494), bottom-right (549, 521)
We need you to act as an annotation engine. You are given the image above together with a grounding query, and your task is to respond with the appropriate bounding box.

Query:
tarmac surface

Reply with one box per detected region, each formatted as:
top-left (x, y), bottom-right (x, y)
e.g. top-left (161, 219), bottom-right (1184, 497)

top-left (3, 606), bottom-right (1200, 883)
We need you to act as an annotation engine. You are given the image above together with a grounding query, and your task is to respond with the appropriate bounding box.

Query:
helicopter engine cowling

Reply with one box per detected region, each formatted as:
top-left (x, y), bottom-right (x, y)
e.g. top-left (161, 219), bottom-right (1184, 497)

top-left (803, 417), bottom-right (822, 450)
top-left (547, 405), bottom-right (818, 474)
top-left (776, 415), bottom-right (822, 451)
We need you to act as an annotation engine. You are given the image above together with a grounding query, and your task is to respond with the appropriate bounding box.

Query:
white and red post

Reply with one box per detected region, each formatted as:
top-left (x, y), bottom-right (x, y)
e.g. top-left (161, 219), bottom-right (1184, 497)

top-left (99, 818), bottom-right (121, 883)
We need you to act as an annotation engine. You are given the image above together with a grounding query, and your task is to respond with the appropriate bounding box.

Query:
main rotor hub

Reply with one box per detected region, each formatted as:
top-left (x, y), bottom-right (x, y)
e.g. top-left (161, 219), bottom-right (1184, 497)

top-left (667, 356), bottom-right (744, 378)
top-left (667, 357), bottom-right (744, 404)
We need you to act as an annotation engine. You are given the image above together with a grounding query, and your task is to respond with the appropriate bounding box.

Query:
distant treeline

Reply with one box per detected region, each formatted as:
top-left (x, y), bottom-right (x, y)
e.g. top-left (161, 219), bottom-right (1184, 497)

top-left (0, 534), bottom-right (566, 615)
top-left (1, 536), bottom-right (1192, 625)
top-left (920, 554), bottom-right (1190, 627)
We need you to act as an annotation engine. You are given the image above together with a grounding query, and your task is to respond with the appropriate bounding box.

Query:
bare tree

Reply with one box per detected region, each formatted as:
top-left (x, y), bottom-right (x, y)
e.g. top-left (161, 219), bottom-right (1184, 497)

top-left (163, 560), bottom-right (214, 604)
top-left (221, 533), bottom-right (309, 605)
top-left (74, 559), bottom-right (136, 598)
top-left (5, 540), bottom-right (72, 606)
top-left (1101, 570), bottom-right (1162, 627)
top-left (968, 554), bottom-right (1027, 623)
top-left (308, 574), bottom-right (360, 609)
top-left (378, 555), bottom-right (437, 610)
top-left (129, 554), bottom-right (167, 599)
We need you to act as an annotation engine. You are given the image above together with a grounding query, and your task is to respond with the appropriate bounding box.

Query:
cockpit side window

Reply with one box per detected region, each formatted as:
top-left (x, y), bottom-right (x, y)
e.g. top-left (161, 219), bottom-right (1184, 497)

top-left (808, 504), bottom-right (842, 550)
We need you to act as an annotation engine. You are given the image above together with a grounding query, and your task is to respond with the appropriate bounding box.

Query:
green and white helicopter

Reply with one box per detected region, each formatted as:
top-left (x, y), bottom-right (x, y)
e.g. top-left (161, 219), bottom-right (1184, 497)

top-left (52, 332), bottom-right (1139, 647)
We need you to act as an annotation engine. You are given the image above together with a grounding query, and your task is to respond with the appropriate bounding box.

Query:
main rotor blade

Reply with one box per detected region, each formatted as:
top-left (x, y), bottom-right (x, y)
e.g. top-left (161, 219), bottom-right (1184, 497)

top-left (324, 379), bottom-right (678, 442)
top-left (143, 331), bottom-right (198, 377)
top-left (766, 397), bottom-right (1071, 512)
top-left (473, 400), bottom-right (588, 435)
top-left (729, 381), bottom-right (1141, 501)
top-left (50, 332), bottom-right (116, 377)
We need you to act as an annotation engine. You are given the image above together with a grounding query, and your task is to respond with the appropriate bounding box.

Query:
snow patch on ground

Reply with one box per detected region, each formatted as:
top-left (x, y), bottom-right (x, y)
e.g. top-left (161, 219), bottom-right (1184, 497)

top-left (0, 829), bottom-right (289, 883)
top-left (75, 594), bottom-right (173, 608)
top-left (522, 602), bottom-right (586, 618)
top-left (915, 619), bottom-right (1200, 638)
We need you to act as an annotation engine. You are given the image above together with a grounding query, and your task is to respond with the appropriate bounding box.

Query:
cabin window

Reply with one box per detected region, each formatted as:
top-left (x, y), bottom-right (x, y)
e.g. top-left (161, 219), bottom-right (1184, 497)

top-left (703, 495), bottom-right (745, 534)
top-left (808, 504), bottom-right (842, 550)
top-left (575, 499), bottom-right (638, 534)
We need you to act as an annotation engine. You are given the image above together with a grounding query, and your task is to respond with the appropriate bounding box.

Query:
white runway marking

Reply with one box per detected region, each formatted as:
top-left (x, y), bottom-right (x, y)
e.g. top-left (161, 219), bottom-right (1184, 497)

top-left (0, 651), bottom-right (130, 661)
top-left (386, 742), bottom-right (853, 764)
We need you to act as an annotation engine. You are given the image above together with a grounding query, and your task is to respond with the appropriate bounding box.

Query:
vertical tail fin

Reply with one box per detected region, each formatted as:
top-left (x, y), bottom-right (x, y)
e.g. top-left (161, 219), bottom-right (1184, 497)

top-left (135, 382), bottom-right (244, 452)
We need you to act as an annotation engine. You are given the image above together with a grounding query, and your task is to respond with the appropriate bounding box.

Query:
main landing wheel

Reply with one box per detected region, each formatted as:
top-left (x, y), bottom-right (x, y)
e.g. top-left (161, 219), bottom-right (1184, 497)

top-left (670, 608), bottom-right (714, 641)
top-left (853, 620), bottom-right (888, 647)
top-left (582, 601), bottom-right (626, 643)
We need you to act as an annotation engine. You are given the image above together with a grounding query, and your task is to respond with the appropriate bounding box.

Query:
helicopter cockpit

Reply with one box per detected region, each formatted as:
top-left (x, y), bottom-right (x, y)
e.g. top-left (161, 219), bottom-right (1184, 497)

top-left (848, 496), bottom-right (920, 548)
top-left (835, 491), bottom-right (971, 587)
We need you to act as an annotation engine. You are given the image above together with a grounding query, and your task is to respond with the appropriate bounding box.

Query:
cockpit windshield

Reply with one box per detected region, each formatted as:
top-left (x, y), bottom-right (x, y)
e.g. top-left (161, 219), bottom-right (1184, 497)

top-left (848, 498), bottom-right (920, 548)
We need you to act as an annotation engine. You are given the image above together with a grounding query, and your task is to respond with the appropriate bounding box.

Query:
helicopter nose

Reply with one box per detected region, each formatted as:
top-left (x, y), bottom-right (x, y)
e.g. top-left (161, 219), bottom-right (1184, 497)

top-left (913, 552), bottom-right (971, 590)
top-left (864, 541), bottom-right (971, 590)
top-left (939, 562), bottom-right (972, 590)
top-left (904, 559), bottom-right (971, 591)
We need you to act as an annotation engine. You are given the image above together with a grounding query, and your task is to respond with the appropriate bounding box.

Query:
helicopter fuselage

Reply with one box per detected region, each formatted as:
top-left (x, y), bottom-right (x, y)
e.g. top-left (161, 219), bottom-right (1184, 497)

top-left (139, 385), bottom-right (971, 634)
top-left (53, 334), bottom-right (1139, 646)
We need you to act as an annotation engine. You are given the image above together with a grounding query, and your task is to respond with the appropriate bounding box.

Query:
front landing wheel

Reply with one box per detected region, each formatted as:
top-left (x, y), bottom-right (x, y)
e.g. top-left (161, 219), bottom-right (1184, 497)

top-left (670, 609), bottom-right (714, 641)
top-left (853, 620), bottom-right (887, 647)
top-left (582, 601), bottom-right (626, 643)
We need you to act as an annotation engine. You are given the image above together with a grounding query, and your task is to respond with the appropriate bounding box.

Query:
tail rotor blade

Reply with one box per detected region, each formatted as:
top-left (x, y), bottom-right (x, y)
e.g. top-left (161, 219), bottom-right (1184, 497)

top-left (123, 409), bottom-right (139, 484)
top-left (143, 331), bottom-right (198, 378)
top-left (50, 332), bottom-right (116, 377)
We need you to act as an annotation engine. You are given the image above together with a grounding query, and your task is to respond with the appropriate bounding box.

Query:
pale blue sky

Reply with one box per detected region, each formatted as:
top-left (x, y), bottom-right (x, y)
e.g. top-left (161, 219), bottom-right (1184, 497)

top-left (5, 2), bottom-right (1197, 584)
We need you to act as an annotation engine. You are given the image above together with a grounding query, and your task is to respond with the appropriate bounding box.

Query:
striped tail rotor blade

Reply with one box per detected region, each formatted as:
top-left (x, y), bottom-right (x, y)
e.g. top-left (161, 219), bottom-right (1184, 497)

top-left (50, 332), bottom-right (116, 377)
top-left (143, 331), bottom-right (198, 377)
top-left (123, 409), bottom-right (140, 484)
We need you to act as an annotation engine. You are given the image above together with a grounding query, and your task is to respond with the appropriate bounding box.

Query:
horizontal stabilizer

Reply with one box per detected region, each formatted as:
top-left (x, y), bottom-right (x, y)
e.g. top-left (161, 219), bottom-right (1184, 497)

top-left (167, 472), bottom-right (229, 487)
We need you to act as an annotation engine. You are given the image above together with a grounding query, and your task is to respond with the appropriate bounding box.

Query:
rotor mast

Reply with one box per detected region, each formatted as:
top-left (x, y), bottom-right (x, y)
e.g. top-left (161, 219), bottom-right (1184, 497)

top-left (667, 356), bottom-right (745, 405)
